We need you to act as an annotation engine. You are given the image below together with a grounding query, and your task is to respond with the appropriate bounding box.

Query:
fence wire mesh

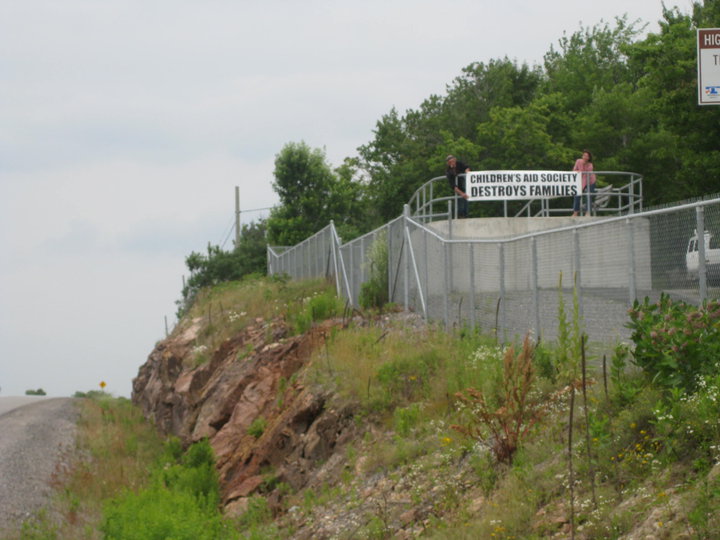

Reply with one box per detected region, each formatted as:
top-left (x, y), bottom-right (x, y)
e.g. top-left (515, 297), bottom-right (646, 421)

top-left (268, 200), bottom-right (720, 351)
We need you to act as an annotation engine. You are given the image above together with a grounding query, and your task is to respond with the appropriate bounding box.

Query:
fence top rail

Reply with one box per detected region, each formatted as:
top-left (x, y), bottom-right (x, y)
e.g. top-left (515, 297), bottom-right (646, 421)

top-left (341, 216), bottom-right (403, 245)
top-left (405, 196), bottom-right (720, 245)
top-left (269, 194), bottom-right (720, 255)
top-left (267, 246), bottom-right (290, 257)
top-left (267, 223), bottom-right (334, 257)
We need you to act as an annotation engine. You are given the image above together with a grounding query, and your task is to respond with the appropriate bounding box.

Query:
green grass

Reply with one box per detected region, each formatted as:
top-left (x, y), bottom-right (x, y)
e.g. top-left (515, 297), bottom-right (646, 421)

top-left (15, 275), bottom-right (720, 538)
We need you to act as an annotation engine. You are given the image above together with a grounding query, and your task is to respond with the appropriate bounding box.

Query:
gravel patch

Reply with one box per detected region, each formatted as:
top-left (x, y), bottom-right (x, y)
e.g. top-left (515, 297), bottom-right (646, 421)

top-left (0, 398), bottom-right (79, 534)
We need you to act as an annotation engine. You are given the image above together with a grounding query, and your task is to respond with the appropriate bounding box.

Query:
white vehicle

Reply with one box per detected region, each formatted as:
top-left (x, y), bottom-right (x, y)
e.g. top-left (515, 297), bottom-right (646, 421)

top-left (686, 229), bottom-right (720, 280)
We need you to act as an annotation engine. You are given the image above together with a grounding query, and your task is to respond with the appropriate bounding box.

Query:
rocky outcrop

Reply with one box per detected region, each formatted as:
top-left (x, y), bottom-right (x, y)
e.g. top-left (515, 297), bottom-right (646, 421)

top-left (132, 316), bottom-right (356, 507)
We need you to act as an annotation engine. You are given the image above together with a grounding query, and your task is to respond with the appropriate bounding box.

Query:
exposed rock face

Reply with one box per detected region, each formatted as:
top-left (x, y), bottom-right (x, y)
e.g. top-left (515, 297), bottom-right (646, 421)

top-left (132, 316), bottom-right (356, 506)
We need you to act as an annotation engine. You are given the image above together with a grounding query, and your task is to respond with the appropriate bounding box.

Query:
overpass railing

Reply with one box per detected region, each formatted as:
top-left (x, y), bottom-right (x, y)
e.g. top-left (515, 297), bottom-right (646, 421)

top-left (408, 171), bottom-right (643, 221)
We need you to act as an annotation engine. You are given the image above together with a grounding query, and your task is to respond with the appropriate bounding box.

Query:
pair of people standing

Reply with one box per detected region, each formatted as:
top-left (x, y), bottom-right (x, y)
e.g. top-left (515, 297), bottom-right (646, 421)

top-left (446, 150), bottom-right (596, 217)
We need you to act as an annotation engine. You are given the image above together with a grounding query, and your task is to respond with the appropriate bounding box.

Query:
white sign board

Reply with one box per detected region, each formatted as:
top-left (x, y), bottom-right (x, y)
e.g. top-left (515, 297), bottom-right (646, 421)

top-left (466, 171), bottom-right (581, 201)
top-left (698, 28), bottom-right (720, 105)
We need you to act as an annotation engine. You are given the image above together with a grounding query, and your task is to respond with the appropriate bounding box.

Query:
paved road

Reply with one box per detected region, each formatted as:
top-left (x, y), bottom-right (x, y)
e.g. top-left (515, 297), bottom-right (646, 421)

top-left (0, 397), bottom-right (78, 533)
top-left (0, 396), bottom-right (53, 416)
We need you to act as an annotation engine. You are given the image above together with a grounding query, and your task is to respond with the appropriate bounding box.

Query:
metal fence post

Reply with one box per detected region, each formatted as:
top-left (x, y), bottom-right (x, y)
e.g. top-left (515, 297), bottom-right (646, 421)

top-left (532, 237), bottom-right (541, 340)
top-left (627, 217), bottom-right (637, 304)
top-left (348, 243), bottom-right (354, 302)
top-left (444, 241), bottom-right (450, 329)
top-left (314, 234), bottom-right (318, 277)
top-left (573, 227), bottom-right (584, 324)
top-left (469, 243), bottom-right (476, 332)
top-left (447, 201), bottom-right (454, 294)
top-left (423, 229), bottom-right (429, 317)
top-left (499, 242), bottom-right (506, 343)
top-left (403, 205), bottom-right (410, 309)
top-left (697, 206), bottom-right (708, 303)
top-left (360, 236), bottom-right (365, 285)
top-left (387, 223), bottom-right (393, 304)
top-left (330, 222), bottom-right (341, 296)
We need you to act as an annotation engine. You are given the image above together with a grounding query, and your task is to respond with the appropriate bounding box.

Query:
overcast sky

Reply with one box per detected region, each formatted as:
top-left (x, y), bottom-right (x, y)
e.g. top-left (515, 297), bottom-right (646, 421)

top-left (0, 0), bottom-right (678, 398)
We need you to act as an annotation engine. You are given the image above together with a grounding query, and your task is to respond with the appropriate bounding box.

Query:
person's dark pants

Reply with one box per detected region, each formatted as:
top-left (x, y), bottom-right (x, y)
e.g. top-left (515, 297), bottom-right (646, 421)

top-left (573, 183), bottom-right (596, 213)
top-left (457, 195), bottom-right (468, 218)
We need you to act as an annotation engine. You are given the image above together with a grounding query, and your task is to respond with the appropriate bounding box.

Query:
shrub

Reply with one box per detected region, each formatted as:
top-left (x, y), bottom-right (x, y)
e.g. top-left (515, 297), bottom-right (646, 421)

top-left (393, 403), bottom-right (424, 437)
top-left (359, 230), bottom-right (388, 309)
top-left (248, 418), bottom-right (267, 439)
top-left (101, 482), bottom-right (232, 540)
top-left (101, 438), bottom-right (231, 539)
top-left (290, 289), bottom-right (344, 334)
top-left (160, 440), bottom-right (220, 511)
top-left (652, 374), bottom-right (720, 468)
top-left (628, 294), bottom-right (720, 392)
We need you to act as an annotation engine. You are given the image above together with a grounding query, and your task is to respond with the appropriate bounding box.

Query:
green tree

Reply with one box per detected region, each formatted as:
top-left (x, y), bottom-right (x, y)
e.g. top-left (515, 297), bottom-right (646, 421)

top-left (543, 17), bottom-right (642, 115)
top-left (623, 3), bottom-right (720, 203)
top-left (442, 58), bottom-right (543, 140)
top-left (358, 108), bottom-right (419, 221)
top-left (332, 156), bottom-right (374, 239)
top-left (475, 101), bottom-right (574, 171)
top-left (267, 142), bottom-right (348, 245)
top-left (359, 59), bottom-right (544, 221)
top-left (234, 220), bottom-right (269, 276)
top-left (569, 83), bottom-right (654, 175)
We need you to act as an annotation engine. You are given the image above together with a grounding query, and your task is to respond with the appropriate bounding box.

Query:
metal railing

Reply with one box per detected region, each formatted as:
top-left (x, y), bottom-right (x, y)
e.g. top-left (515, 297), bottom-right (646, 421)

top-left (408, 172), bottom-right (643, 221)
top-left (268, 182), bottom-right (720, 350)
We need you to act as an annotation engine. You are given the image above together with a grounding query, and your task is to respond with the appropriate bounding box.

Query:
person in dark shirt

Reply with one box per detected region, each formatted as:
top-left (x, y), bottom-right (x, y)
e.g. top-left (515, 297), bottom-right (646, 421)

top-left (446, 155), bottom-right (471, 218)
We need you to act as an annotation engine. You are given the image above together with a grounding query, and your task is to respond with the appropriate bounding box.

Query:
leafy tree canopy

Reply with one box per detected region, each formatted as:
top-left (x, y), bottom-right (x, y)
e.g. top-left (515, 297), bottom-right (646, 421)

top-left (179, 0), bottom-right (720, 307)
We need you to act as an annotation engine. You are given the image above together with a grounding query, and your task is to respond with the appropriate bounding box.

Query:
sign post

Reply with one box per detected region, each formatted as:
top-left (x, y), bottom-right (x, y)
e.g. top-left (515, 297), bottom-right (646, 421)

top-left (698, 28), bottom-right (720, 105)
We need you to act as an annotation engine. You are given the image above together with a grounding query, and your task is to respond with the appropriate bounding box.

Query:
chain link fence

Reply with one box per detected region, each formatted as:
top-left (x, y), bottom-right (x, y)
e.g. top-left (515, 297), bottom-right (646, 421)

top-left (268, 197), bottom-right (720, 351)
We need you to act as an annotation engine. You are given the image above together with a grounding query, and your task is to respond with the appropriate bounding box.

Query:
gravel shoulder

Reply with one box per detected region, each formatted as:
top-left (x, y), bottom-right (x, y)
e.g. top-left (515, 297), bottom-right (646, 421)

top-left (0, 397), bottom-right (79, 534)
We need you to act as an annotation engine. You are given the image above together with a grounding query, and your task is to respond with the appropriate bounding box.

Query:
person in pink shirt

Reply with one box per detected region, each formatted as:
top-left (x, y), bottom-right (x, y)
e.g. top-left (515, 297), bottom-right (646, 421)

top-left (571, 149), bottom-right (597, 217)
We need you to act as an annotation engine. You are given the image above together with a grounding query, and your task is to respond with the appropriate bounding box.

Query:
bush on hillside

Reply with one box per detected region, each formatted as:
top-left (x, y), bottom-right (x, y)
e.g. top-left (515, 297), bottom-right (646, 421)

top-left (627, 294), bottom-right (720, 392)
top-left (359, 230), bottom-right (388, 309)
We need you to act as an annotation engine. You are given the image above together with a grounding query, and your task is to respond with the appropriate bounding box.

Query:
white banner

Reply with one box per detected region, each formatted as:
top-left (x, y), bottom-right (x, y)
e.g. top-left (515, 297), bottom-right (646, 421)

top-left (465, 170), bottom-right (581, 201)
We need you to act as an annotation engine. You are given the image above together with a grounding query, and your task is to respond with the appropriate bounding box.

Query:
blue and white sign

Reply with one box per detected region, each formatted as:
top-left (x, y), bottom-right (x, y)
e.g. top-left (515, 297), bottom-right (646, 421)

top-left (698, 28), bottom-right (720, 105)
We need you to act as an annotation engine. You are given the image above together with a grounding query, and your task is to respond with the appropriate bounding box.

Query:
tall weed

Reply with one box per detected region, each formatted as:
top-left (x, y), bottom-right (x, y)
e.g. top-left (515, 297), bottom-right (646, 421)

top-left (452, 336), bottom-right (561, 463)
